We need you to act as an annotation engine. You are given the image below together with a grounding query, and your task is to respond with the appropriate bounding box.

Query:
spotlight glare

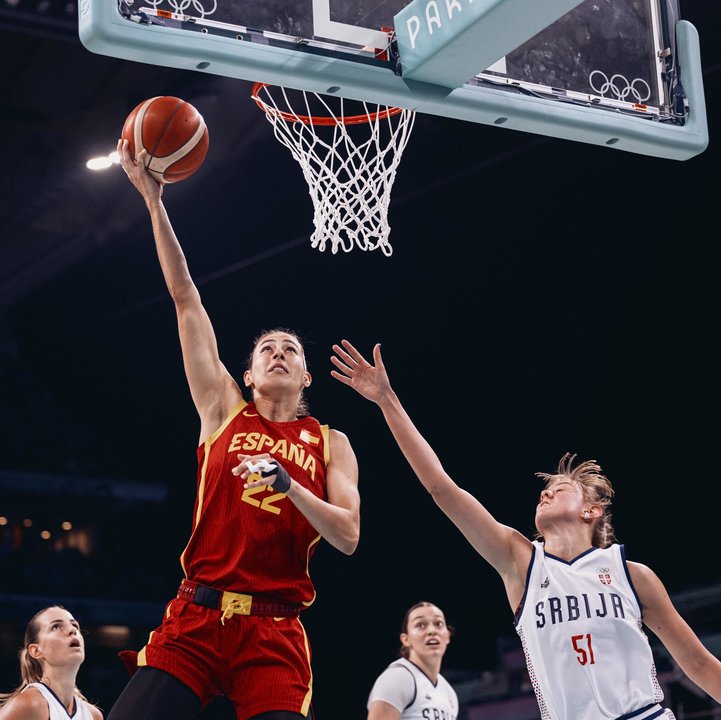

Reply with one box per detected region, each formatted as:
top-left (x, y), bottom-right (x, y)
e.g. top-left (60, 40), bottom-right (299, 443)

top-left (86, 150), bottom-right (120, 171)
top-left (86, 155), bottom-right (114, 171)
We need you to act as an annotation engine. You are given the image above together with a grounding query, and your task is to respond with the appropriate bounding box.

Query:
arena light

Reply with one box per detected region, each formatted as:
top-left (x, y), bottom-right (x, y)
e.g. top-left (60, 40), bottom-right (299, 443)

top-left (96, 625), bottom-right (131, 646)
top-left (86, 150), bottom-right (119, 171)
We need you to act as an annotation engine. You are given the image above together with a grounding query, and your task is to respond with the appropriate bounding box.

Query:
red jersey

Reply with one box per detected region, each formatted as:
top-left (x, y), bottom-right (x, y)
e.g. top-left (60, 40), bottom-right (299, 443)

top-left (180, 399), bottom-right (330, 605)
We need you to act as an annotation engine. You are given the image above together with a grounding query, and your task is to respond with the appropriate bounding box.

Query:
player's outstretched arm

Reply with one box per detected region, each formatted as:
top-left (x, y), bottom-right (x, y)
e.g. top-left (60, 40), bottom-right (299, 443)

top-left (117, 140), bottom-right (240, 441)
top-left (331, 340), bottom-right (531, 587)
top-left (630, 562), bottom-right (721, 704)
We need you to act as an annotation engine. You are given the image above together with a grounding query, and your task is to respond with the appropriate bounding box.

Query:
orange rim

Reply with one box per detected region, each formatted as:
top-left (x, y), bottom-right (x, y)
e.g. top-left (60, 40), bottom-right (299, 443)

top-left (251, 82), bottom-right (404, 126)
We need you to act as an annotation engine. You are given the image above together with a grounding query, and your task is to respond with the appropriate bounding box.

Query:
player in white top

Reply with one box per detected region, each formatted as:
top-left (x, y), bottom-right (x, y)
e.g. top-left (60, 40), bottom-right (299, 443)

top-left (331, 339), bottom-right (721, 720)
top-left (0, 606), bottom-right (103, 720)
top-left (367, 602), bottom-right (458, 720)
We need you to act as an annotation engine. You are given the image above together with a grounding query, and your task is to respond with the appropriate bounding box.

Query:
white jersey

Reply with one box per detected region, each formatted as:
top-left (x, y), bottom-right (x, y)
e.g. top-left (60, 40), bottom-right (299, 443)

top-left (367, 657), bottom-right (458, 720)
top-left (23, 682), bottom-right (96, 720)
top-left (515, 541), bottom-right (675, 720)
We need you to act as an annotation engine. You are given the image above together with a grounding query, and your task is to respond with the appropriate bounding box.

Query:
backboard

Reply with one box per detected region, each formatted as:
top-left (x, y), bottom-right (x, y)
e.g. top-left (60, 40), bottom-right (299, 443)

top-left (78, 0), bottom-right (708, 160)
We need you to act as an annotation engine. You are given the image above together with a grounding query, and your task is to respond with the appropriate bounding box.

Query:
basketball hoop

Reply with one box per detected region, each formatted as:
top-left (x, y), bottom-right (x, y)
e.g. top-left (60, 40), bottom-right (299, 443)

top-left (252, 82), bottom-right (415, 256)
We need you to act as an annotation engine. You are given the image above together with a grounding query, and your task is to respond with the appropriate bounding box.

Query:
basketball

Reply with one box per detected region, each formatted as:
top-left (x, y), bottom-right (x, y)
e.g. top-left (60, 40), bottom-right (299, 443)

top-left (121, 96), bottom-right (209, 184)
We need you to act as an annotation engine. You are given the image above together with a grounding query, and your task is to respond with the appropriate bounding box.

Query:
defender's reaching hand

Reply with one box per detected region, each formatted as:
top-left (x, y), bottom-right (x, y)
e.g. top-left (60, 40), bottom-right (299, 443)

top-left (330, 339), bottom-right (392, 405)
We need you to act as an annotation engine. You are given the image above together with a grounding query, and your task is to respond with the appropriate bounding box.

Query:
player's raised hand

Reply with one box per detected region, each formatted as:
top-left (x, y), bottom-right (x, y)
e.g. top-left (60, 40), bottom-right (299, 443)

top-left (117, 139), bottom-right (164, 202)
top-left (330, 340), bottom-right (392, 405)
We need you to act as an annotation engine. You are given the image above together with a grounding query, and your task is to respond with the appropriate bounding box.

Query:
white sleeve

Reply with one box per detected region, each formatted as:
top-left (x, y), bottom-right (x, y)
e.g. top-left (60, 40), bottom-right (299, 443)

top-left (367, 664), bottom-right (416, 712)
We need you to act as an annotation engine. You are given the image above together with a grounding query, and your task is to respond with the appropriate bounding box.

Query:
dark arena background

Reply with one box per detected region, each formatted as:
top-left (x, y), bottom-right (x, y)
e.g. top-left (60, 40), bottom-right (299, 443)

top-left (0, 1), bottom-right (719, 718)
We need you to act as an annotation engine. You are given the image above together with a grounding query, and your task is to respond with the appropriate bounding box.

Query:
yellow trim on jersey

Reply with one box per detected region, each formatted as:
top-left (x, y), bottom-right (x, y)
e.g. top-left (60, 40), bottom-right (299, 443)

top-left (179, 443), bottom-right (212, 576)
top-left (180, 400), bottom-right (249, 575)
top-left (301, 534), bottom-right (321, 608)
top-left (194, 445), bottom-right (212, 529)
top-left (206, 399), bottom-right (248, 447)
top-left (298, 427), bottom-right (326, 609)
top-left (137, 630), bottom-right (155, 667)
top-left (298, 618), bottom-right (314, 716)
top-left (320, 425), bottom-right (330, 466)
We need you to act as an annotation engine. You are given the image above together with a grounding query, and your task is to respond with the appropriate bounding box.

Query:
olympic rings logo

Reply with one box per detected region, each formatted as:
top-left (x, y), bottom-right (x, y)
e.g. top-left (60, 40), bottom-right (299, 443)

top-left (146, 0), bottom-right (218, 18)
top-left (589, 71), bottom-right (651, 103)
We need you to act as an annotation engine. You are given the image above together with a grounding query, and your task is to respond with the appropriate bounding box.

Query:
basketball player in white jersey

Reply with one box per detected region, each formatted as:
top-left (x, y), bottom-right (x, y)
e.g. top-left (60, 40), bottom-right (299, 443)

top-left (331, 339), bottom-right (721, 720)
top-left (0, 606), bottom-right (103, 720)
top-left (367, 602), bottom-right (458, 720)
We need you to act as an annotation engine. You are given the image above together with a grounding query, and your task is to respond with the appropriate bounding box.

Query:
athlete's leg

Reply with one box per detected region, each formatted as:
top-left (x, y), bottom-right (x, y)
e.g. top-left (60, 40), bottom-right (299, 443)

top-left (107, 667), bottom-right (203, 720)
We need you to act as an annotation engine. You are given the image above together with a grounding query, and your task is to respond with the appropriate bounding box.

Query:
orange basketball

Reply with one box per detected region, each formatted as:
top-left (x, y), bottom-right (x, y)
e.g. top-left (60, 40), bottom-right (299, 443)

top-left (121, 96), bottom-right (209, 184)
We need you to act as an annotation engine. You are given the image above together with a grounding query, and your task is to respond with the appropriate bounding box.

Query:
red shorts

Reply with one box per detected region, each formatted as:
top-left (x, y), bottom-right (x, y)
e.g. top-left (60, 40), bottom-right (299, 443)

top-left (137, 596), bottom-right (313, 719)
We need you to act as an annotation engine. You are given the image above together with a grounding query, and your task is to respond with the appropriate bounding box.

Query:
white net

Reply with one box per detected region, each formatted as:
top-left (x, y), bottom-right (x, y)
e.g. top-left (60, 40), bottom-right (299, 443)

top-left (252, 84), bottom-right (416, 256)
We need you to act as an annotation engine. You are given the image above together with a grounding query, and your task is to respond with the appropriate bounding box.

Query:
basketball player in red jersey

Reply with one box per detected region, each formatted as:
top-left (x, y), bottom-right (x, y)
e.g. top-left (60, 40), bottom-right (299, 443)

top-left (109, 139), bottom-right (360, 720)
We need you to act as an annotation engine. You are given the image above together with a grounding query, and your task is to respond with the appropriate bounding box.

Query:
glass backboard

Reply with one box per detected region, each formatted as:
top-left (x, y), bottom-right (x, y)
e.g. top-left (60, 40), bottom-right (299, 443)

top-left (78, 0), bottom-right (708, 160)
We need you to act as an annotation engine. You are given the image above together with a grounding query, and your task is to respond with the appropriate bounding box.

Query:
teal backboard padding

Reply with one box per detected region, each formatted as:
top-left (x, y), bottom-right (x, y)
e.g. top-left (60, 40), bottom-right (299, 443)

top-left (77, 0), bottom-right (708, 161)
top-left (394, 0), bottom-right (586, 87)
